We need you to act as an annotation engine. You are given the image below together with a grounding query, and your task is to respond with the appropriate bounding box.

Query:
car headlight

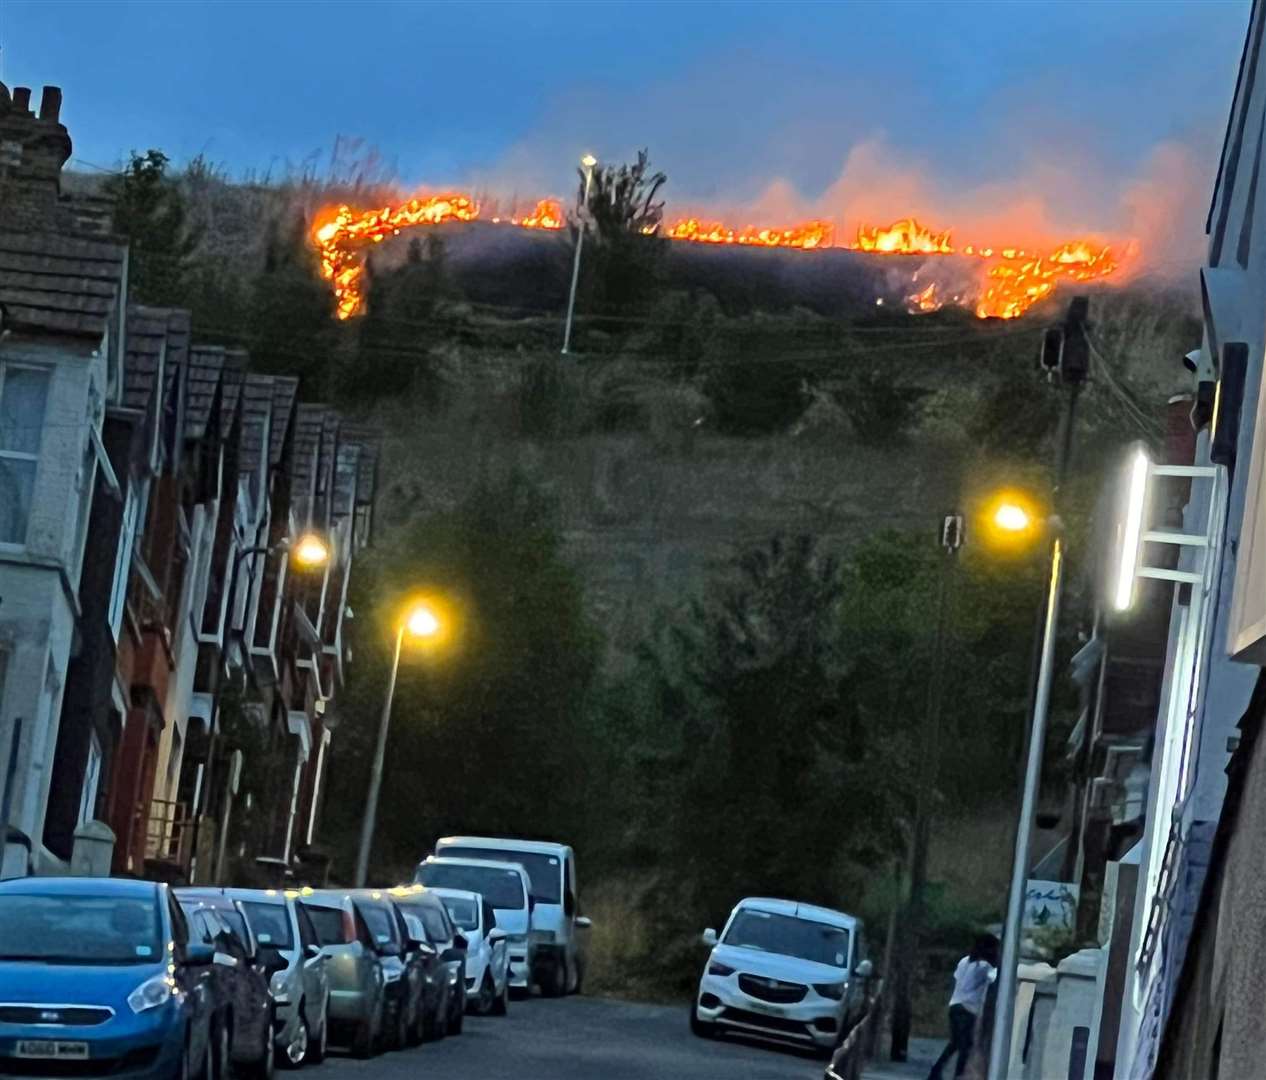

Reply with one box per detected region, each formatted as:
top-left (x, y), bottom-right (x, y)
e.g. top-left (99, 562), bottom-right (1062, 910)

top-left (707, 961), bottom-right (735, 977)
top-left (128, 973), bottom-right (176, 1014)
top-left (269, 972), bottom-right (291, 1004)
top-left (814, 982), bottom-right (847, 1001)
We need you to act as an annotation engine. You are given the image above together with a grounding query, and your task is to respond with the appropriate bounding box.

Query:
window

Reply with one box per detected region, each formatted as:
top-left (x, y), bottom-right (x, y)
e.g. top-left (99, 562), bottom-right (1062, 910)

top-left (240, 901), bottom-right (294, 949)
top-left (0, 364), bottom-right (51, 545)
top-left (78, 730), bottom-right (103, 827)
top-left (295, 903), bottom-right (318, 951)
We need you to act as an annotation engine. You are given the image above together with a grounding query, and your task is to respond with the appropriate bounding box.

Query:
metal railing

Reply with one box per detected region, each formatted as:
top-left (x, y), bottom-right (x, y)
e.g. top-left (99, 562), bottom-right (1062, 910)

top-left (824, 978), bottom-right (885, 1080)
top-left (142, 798), bottom-right (192, 866)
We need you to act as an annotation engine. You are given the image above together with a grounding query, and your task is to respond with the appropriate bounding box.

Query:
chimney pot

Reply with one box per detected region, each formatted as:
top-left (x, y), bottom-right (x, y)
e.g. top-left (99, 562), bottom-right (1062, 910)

top-left (12, 87), bottom-right (31, 112)
top-left (38, 86), bottom-right (62, 124)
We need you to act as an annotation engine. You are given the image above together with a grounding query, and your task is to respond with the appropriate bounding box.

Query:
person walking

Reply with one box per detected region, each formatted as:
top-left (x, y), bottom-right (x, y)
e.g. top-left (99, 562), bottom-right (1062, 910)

top-left (929, 933), bottom-right (999, 1080)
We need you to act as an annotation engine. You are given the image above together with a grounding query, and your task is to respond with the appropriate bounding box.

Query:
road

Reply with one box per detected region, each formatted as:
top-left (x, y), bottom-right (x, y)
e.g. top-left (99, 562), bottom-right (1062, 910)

top-left (319, 995), bottom-right (832, 1079)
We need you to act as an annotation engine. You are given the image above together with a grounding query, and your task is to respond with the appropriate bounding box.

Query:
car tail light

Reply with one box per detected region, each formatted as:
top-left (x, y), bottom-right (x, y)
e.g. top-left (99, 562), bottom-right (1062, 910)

top-left (342, 908), bottom-right (356, 944)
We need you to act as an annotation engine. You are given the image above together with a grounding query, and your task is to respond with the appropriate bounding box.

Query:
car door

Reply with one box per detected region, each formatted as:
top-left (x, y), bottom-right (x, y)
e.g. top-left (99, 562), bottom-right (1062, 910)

top-left (389, 903), bottom-right (425, 1017)
top-left (293, 900), bottom-right (329, 1031)
top-left (187, 909), bottom-right (231, 1021)
top-left (352, 906), bottom-right (384, 1016)
top-left (170, 894), bottom-right (213, 1067)
top-left (484, 900), bottom-right (508, 985)
top-left (218, 907), bottom-right (270, 1061)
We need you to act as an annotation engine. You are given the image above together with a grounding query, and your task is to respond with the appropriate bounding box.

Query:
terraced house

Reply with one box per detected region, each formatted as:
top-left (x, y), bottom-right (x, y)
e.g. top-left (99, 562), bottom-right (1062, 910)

top-left (0, 79), bottom-right (377, 887)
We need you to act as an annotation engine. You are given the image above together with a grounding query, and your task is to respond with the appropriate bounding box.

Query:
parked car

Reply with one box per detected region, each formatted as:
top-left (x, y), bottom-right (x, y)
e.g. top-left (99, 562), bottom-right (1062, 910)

top-left (434, 836), bottom-right (591, 996)
top-left (175, 889), bottom-right (278, 1079)
top-left (415, 856), bottom-right (534, 997)
top-left (388, 885), bottom-right (468, 1035)
top-left (301, 892), bottom-right (385, 1058)
top-left (432, 888), bottom-right (510, 1016)
top-left (223, 888), bottom-right (330, 1068)
top-left (338, 890), bottom-right (429, 1052)
top-left (692, 897), bottom-right (873, 1057)
top-left (0, 877), bottom-right (218, 1078)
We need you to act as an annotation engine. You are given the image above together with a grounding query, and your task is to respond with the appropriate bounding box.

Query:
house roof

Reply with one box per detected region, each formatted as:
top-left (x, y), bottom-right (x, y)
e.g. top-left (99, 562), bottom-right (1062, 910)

top-left (219, 349), bottom-right (248, 435)
top-left (123, 304), bottom-right (171, 412)
top-left (239, 374), bottom-right (275, 476)
top-left (268, 376), bottom-right (299, 467)
top-left (290, 403), bottom-right (329, 496)
top-left (0, 230), bottom-right (126, 339)
top-left (162, 310), bottom-right (190, 399)
top-left (339, 424), bottom-right (381, 506)
top-left (185, 345), bottom-right (226, 441)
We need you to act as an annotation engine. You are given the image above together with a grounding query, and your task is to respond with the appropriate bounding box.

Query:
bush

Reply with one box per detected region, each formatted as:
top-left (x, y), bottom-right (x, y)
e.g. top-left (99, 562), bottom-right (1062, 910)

top-left (704, 356), bottom-right (809, 436)
top-left (837, 370), bottom-right (931, 444)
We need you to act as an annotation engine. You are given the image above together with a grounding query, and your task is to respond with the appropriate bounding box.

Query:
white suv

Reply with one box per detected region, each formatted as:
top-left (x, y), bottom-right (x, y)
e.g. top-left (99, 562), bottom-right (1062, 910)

top-left (692, 897), bottom-right (873, 1055)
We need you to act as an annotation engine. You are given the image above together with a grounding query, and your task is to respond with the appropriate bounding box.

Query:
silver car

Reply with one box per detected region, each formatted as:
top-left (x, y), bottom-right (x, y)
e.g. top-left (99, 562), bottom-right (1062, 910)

top-left (228, 888), bottom-right (331, 1067)
top-left (303, 892), bottom-right (386, 1058)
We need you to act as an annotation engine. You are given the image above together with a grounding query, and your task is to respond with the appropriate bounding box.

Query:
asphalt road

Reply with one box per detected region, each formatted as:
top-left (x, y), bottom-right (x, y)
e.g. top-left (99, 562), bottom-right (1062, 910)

top-left (318, 995), bottom-right (833, 1079)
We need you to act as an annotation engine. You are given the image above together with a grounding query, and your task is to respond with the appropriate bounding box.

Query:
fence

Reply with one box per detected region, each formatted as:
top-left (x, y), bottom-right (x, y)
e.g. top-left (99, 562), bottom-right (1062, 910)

top-left (825, 978), bottom-right (885, 1080)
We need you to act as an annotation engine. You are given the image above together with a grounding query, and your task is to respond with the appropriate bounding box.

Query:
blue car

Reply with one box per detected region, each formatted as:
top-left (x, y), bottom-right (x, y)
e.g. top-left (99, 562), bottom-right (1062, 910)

top-left (0, 876), bottom-right (220, 1078)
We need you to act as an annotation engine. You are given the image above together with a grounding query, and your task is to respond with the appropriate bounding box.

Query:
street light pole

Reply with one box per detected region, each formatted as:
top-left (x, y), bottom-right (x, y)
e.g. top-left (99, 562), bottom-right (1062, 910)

top-left (562, 154), bottom-right (597, 356)
top-left (354, 623), bottom-right (404, 888)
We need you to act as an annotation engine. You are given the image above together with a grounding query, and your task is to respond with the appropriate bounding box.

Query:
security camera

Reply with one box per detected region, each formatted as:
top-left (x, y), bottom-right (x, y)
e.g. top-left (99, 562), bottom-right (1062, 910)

top-left (1181, 349), bottom-right (1200, 373)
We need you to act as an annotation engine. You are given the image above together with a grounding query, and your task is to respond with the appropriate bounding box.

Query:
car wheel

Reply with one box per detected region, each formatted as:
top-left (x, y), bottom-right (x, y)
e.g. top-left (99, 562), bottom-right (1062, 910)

top-left (543, 956), bottom-right (568, 998)
top-left (214, 1023), bottom-right (231, 1080)
top-left (283, 1013), bottom-right (308, 1069)
top-left (476, 974), bottom-right (496, 1016)
top-left (448, 993), bottom-right (464, 1037)
top-left (492, 977), bottom-right (509, 1017)
top-left (690, 1003), bottom-right (717, 1039)
top-left (256, 1018), bottom-right (277, 1079)
top-left (394, 999), bottom-right (410, 1051)
top-left (572, 955), bottom-right (585, 996)
top-left (308, 1006), bottom-right (328, 1066)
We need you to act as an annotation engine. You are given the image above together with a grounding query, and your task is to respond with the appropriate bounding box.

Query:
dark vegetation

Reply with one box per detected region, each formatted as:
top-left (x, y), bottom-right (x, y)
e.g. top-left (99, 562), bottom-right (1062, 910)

top-left (102, 148), bottom-right (1198, 1008)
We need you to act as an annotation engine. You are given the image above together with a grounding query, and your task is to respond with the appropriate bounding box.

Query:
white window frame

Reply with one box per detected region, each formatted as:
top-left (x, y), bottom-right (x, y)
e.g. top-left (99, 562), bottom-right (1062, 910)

top-left (108, 482), bottom-right (141, 640)
top-left (78, 729), bottom-right (103, 828)
top-left (0, 362), bottom-right (52, 550)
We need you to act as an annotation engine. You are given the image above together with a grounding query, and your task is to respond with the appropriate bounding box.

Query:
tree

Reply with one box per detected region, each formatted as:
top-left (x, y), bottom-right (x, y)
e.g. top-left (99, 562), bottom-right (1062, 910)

top-left (575, 149), bottom-right (668, 312)
top-left (321, 471), bottom-right (602, 881)
top-left (837, 370), bottom-right (932, 444)
top-left (104, 150), bottom-right (200, 307)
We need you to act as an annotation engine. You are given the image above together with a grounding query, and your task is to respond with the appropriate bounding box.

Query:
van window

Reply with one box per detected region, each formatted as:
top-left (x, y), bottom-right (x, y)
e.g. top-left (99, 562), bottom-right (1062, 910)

top-left (440, 847), bottom-right (562, 904)
top-left (416, 863), bottom-right (526, 909)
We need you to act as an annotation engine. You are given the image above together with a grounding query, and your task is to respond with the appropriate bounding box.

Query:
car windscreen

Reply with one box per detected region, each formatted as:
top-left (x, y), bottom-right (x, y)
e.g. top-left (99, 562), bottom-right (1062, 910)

top-left (0, 894), bottom-right (162, 965)
top-left (416, 863), bottom-right (525, 909)
top-left (723, 910), bottom-right (850, 969)
top-left (439, 895), bottom-right (479, 931)
top-left (304, 904), bottom-right (348, 945)
top-left (358, 904), bottom-right (400, 947)
top-left (240, 901), bottom-right (294, 949)
top-left (441, 847), bottom-right (562, 904)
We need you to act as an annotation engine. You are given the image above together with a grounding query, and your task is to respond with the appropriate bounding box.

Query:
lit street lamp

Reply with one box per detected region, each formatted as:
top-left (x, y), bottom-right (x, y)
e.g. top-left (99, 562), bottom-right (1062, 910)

top-left (562, 152), bottom-right (598, 356)
top-left (354, 601), bottom-right (444, 888)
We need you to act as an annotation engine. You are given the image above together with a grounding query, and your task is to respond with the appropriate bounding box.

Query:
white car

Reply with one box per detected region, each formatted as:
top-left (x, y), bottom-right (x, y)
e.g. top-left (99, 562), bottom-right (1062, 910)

top-left (431, 888), bottom-right (511, 1015)
top-left (415, 857), bottom-right (534, 995)
top-left (692, 897), bottom-right (873, 1056)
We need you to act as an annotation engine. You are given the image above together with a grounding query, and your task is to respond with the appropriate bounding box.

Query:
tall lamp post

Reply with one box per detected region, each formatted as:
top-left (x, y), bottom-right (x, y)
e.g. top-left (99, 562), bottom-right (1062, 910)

top-left (189, 531), bottom-right (329, 884)
top-left (354, 602), bottom-right (443, 888)
top-left (562, 153), bottom-right (598, 356)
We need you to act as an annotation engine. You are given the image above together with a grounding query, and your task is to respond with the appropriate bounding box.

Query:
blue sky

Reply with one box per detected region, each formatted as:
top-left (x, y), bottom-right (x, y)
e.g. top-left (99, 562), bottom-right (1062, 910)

top-left (0, 0), bottom-right (1252, 247)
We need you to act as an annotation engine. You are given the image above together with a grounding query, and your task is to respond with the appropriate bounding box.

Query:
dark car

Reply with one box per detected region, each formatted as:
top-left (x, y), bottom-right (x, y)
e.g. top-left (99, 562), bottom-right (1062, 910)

top-left (0, 876), bottom-right (219, 1078)
top-left (390, 886), bottom-right (468, 1037)
top-left (176, 890), bottom-right (281, 1079)
top-left (341, 891), bottom-right (431, 1052)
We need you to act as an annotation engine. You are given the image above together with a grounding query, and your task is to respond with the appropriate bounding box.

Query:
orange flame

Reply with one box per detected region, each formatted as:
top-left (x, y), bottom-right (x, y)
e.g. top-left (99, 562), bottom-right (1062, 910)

top-left (849, 218), bottom-right (953, 255)
top-left (663, 217), bottom-right (835, 250)
top-left (907, 282), bottom-right (943, 313)
top-left (509, 199), bottom-right (565, 230)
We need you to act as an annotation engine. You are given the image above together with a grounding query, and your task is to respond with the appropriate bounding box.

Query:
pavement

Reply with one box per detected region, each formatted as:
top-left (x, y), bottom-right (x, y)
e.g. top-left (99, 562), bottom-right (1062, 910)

top-left (314, 994), bottom-right (943, 1079)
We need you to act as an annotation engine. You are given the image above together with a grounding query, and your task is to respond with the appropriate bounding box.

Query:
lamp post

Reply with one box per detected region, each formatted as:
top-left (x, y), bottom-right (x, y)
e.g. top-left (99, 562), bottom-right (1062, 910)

top-left (188, 531), bottom-right (329, 884)
top-left (354, 602), bottom-right (442, 888)
top-left (562, 153), bottom-right (598, 356)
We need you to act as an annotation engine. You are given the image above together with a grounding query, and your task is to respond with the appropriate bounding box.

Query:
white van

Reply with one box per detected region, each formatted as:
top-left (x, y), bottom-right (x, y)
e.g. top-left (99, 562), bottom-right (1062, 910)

top-left (434, 836), bottom-right (591, 996)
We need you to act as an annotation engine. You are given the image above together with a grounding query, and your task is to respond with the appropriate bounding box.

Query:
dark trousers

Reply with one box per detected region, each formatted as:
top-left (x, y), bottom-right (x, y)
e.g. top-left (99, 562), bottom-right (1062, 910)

top-left (929, 1004), bottom-right (976, 1079)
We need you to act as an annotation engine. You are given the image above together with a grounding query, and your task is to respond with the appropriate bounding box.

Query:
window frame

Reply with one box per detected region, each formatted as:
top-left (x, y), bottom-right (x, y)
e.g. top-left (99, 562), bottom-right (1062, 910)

top-left (0, 362), bottom-right (52, 549)
top-left (77, 728), bottom-right (103, 828)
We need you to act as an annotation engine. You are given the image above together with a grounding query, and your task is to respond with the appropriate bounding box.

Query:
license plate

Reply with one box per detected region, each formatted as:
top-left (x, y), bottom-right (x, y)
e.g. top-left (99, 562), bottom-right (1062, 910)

top-left (748, 1001), bottom-right (784, 1016)
top-left (15, 1040), bottom-right (89, 1060)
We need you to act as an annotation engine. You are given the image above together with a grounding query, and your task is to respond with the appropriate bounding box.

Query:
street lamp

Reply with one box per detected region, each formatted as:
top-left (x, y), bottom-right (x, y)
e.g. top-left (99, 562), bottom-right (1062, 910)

top-left (354, 601), bottom-right (444, 887)
top-left (562, 152), bottom-right (598, 355)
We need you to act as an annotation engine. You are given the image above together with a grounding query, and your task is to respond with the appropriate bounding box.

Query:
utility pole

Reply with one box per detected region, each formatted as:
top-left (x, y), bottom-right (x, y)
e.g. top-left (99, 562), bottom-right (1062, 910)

top-left (890, 510), bottom-right (962, 1061)
top-left (562, 154), bottom-right (598, 355)
top-left (986, 296), bottom-right (1089, 1080)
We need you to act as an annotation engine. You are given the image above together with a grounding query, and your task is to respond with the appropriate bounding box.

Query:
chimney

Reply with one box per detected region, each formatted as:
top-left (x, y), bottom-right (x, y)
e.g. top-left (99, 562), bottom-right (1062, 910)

top-left (0, 81), bottom-right (73, 231)
top-left (38, 86), bottom-right (62, 124)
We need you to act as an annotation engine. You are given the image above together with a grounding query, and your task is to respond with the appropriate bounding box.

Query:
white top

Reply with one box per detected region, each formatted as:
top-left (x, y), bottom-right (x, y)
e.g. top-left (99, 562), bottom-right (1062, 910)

top-left (948, 956), bottom-right (997, 1015)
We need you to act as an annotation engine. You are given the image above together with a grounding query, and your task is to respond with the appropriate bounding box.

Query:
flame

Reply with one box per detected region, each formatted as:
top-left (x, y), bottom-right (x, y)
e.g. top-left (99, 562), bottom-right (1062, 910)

top-left (511, 199), bottom-right (564, 230)
top-left (907, 282), bottom-right (943, 313)
top-left (314, 194), bottom-right (479, 319)
top-left (663, 217), bottom-right (834, 249)
top-left (974, 241), bottom-right (1117, 320)
top-left (850, 218), bottom-right (953, 255)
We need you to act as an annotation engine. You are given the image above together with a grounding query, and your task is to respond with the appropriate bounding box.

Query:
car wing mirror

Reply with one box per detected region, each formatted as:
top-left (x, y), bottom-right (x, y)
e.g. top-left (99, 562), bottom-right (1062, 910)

top-left (453, 933), bottom-right (468, 951)
top-left (416, 942), bottom-right (437, 959)
top-left (305, 943), bottom-right (324, 961)
top-left (212, 951), bottom-right (239, 969)
top-left (575, 916), bottom-right (592, 930)
top-left (182, 943), bottom-right (215, 967)
top-left (854, 959), bottom-right (874, 979)
top-left (257, 946), bottom-right (288, 975)
top-left (487, 928), bottom-right (507, 944)
top-left (701, 928), bottom-right (719, 948)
